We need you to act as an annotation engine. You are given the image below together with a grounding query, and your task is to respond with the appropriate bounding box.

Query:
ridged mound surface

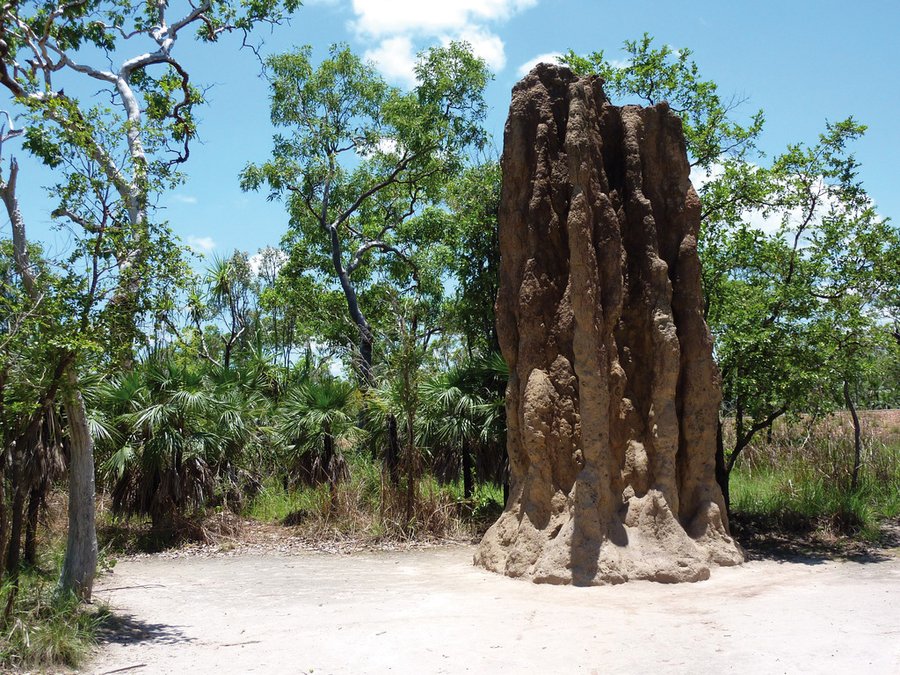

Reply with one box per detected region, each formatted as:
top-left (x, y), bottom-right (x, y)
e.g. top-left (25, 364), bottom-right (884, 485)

top-left (475, 64), bottom-right (743, 585)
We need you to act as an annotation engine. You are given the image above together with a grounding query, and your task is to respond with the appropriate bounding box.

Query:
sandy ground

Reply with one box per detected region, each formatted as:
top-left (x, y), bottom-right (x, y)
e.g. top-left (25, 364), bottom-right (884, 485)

top-left (87, 545), bottom-right (900, 674)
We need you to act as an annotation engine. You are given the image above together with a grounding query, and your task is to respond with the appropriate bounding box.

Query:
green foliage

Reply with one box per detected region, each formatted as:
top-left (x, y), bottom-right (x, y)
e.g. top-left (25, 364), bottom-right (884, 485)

top-left (419, 353), bottom-right (507, 452)
top-left (2, 0), bottom-right (300, 367)
top-left (707, 120), bottom-right (899, 432)
top-left (242, 41), bottom-right (490, 375)
top-left (94, 355), bottom-right (266, 526)
top-left (444, 162), bottom-right (502, 355)
top-left (563, 33), bottom-right (764, 168)
top-left (276, 378), bottom-right (362, 487)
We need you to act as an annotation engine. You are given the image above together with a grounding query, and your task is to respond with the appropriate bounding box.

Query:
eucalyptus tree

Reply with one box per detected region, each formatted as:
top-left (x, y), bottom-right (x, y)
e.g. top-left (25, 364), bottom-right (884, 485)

top-left (0, 123), bottom-right (107, 599)
top-left (0, 0), bottom-right (299, 599)
top-left (242, 42), bottom-right (489, 387)
top-left (444, 161), bottom-right (501, 357)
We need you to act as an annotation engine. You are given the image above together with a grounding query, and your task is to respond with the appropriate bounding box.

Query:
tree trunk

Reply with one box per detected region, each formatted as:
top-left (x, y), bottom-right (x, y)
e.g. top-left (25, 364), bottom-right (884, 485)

top-left (5, 444), bottom-right (25, 578)
top-left (329, 224), bottom-right (376, 390)
top-left (0, 468), bottom-right (7, 581)
top-left (845, 379), bottom-right (863, 492)
top-left (359, 328), bottom-right (374, 390)
top-left (715, 418), bottom-right (730, 513)
top-left (57, 367), bottom-right (98, 601)
top-left (404, 414), bottom-right (416, 525)
top-left (323, 431), bottom-right (337, 510)
top-left (24, 485), bottom-right (41, 566)
top-left (462, 440), bottom-right (474, 500)
top-left (385, 414), bottom-right (401, 486)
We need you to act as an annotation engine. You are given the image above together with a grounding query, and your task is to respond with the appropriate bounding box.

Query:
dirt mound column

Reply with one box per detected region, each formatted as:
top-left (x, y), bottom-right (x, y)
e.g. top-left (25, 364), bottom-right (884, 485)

top-left (475, 64), bottom-right (743, 584)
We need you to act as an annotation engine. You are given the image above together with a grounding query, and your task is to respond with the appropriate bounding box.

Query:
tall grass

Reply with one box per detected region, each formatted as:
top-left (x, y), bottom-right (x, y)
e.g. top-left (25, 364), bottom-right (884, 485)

top-left (0, 551), bottom-right (104, 670)
top-left (730, 410), bottom-right (900, 541)
top-left (245, 453), bottom-right (505, 540)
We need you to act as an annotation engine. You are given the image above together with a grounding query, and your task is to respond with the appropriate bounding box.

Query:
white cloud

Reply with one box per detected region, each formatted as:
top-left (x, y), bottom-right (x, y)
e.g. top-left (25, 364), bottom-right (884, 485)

top-left (364, 36), bottom-right (418, 87)
top-left (517, 51), bottom-right (563, 77)
top-left (449, 25), bottom-right (506, 71)
top-left (186, 235), bottom-right (216, 253)
top-left (249, 246), bottom-right (288, 276)
top-left (172, 194), bottom-right (198, 205)
top-left (357, 136), bottom-right (402, 161)
top-left (689, 162), bottom-right (724, 190)
top-left (352, 0), bottom-right (538, 83)
top-left (351, 0), bottom-right (536, 38)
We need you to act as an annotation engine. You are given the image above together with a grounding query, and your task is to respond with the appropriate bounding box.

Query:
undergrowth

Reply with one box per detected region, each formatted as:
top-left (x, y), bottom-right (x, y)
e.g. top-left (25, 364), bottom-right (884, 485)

top-left (730, 412), bottom-right (900, 542)
top-left (245, 454), bottom-right (505, 540)
top-left (0, 547), bottom-right (104, 671)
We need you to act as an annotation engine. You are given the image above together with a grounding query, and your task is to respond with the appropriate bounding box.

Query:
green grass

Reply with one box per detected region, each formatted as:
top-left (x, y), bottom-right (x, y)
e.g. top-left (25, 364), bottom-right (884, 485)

top-left (246, 480), bottom-right (332, 524)
top-left (0, 553), bottom-right (104, 671)
top-left (731, 424), bottom-right (900, 543)
top-left (244, 454), bottom-right (506, 538)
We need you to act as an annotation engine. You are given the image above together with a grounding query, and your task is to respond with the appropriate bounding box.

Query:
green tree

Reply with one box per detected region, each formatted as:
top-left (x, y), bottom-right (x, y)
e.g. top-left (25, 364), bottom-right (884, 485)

top-left (0, 0), bottom-right (298, 600)
top-left (242, 42), bottom-right (489, 387)
top-left (444, 161), bottom-right (502, 356)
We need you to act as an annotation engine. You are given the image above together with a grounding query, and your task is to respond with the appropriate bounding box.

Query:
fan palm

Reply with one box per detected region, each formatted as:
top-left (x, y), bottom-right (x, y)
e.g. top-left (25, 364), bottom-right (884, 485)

top-left (420, 352), bottom-right (508, 499)
top-left (276, 379), bottom-right (361, 505)
top-left (98, 356), bottom-right (246, 529)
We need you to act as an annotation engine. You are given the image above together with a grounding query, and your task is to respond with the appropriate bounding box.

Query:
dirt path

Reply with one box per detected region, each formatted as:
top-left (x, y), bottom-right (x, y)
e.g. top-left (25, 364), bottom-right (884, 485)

top-left (88, 545), bottom-right (900, 674)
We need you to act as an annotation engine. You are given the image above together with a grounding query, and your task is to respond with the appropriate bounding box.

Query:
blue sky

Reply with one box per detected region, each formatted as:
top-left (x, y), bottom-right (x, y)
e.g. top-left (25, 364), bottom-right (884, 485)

top-left (8, 0), bottom-right (899, 262)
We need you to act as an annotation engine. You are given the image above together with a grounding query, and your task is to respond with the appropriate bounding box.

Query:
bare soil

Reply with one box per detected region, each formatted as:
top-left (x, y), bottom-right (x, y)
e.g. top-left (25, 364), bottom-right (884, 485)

top-left (88, 542), bottom-right (900, 674)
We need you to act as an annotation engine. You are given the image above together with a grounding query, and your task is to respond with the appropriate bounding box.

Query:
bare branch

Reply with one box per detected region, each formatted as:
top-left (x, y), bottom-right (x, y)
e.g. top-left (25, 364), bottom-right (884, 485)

top-left (333, 151), bottom-right (417, 229)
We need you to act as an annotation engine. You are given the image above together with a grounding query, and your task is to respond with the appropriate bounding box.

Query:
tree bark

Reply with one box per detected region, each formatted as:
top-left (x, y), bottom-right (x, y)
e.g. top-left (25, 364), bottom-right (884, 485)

top-left (24, 485), bottom-right (41, 566)
top-left (3, 412), bottom-right (40, 580)
top-left (0, 369), bottom-right (6, 580)
top-left (385, 414), bottom-right (401, 486)
top-left (404, 414), bottom-right (416, 525)
top-left (329, 224), bottom-right (375, 389)
top-left (0, 465), bottom-right (7, 580)
top-left (462, 440), bottom-right (474, 500)
top-left (725, 405), bottom-right (788, 477)
top-left (57, 367), bottom-right (98, 601)
top-left (715, 418), bottom-right (730, 512)
top-left (4, 442), bottom-right (25, 578)
top-left (845, 379), bottom-right (863, 492)
top-left (323, 431), bottom-right (337, 510)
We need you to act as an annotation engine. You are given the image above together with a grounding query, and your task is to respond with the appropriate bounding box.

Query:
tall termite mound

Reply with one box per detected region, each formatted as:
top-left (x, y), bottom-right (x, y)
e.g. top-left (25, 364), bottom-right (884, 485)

top-left (475, 64), bottom-right (743, 584)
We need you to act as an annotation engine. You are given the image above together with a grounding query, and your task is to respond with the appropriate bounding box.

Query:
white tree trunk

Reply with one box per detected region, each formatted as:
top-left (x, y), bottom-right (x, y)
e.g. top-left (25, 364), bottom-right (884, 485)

top-left (58, 366), bottom-right (98, 601)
